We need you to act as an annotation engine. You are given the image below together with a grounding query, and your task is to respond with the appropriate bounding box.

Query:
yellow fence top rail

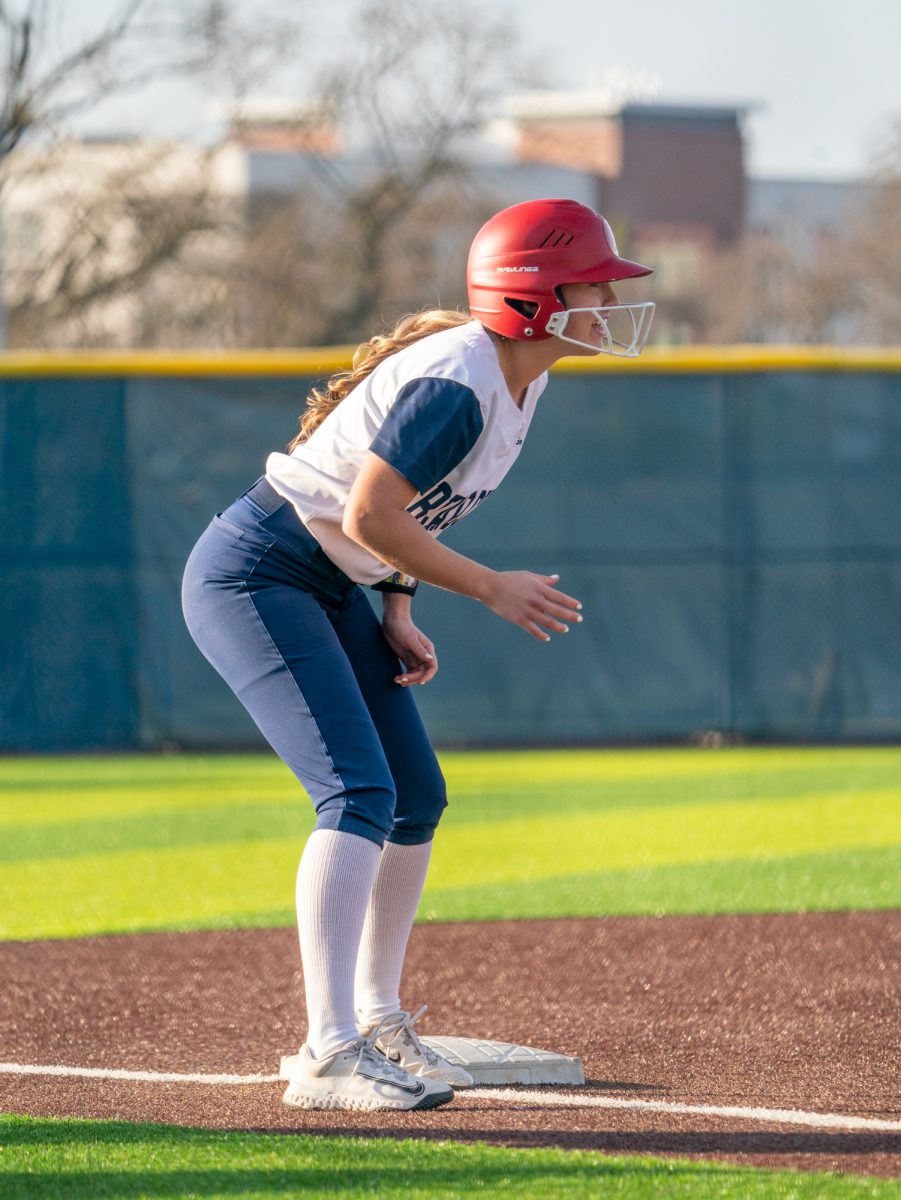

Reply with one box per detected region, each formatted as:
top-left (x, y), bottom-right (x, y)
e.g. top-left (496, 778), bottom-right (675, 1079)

top-left (0, 345), bottom-right (898, 377)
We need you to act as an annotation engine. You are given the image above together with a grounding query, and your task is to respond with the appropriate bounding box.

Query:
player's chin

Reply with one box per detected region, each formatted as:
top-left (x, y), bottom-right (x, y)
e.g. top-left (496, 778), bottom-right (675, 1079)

top-left (573, 328), bottom-right (603, 355)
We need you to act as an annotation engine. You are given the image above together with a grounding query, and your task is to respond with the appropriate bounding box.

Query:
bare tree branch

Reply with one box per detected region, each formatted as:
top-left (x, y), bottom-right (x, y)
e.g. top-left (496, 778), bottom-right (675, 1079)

top-left (0, 0), bottom-right (299, 180)
top-left (3, 0), bottom-right (524, 348)
top-left (286, 0), bottom-right (515, 344)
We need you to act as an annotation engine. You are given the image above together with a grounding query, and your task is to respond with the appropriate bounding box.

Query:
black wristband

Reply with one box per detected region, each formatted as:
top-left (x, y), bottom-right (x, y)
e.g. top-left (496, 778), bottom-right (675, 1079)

top-left (371, 571), bottom-right (418, 596)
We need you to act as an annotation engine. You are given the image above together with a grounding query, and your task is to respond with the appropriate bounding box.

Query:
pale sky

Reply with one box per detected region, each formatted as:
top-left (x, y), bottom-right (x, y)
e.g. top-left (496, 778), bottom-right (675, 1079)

top-left (67, 0), bottom-right (900, 180)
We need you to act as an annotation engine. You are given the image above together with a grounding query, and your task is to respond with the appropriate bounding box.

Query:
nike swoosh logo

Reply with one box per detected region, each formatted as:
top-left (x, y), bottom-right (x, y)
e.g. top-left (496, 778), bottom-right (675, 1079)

top-left (357, 1070), bottom-right (425, 1097)
top-left (386, 1050), bottom-right (402, 1063)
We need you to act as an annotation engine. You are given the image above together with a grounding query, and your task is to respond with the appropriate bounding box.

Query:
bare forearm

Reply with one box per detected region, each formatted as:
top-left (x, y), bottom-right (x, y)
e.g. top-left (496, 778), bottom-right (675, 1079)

top-left (348, 508), bottom-right (495, 602)
top-left (344, 455), bottom-right (581, 642)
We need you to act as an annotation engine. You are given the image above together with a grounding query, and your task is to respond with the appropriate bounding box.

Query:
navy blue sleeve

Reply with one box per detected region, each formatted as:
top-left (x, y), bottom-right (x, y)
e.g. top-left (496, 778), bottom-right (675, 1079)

top-left (369, 377), bottom-right (485, 493)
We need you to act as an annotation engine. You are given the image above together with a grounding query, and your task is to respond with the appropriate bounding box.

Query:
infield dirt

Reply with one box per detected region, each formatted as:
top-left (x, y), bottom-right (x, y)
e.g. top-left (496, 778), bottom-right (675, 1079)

top-left (1, 911), bottom-right (898, 1178)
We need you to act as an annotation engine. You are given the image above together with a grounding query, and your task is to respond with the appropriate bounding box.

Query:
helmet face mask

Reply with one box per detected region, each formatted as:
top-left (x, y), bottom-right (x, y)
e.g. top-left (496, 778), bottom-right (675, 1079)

top-left (467, 199), bottom-right (655, 355)
top-left (545, 301), bottom-right (656, 358)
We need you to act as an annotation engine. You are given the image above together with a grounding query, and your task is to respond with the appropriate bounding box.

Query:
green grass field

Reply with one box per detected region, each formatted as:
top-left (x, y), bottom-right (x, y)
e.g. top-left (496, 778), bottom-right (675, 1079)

top-left (1, 1115), bottom-right (895, 1200)
top-left (0, 747), bottom-right (898, 939)
top-left (1, 748), bottom-right (898, 1198)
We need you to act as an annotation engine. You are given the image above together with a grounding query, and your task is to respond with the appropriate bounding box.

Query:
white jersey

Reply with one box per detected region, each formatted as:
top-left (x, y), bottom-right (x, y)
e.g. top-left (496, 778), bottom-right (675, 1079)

top-left (265, 320), bottom-right (546, 585)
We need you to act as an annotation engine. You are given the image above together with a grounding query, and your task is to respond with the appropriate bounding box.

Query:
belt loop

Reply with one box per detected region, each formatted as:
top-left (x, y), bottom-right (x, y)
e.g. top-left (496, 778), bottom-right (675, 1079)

top-left (245, 476), bottom-right (285, 516)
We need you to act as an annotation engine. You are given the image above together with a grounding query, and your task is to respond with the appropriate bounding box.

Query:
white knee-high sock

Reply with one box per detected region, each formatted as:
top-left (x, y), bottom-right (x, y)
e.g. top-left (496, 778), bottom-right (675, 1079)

top-left (295, 828), bottom-right (381, 1059)
top-left (354, 839), bottom-right (432, 1026)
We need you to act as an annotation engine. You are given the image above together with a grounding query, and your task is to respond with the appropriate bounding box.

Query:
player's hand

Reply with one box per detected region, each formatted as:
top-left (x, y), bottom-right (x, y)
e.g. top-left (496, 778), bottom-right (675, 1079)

top-left (382, 614), bottom-right (439, 686)
top-left (481, 571), bottom-right (582, 641)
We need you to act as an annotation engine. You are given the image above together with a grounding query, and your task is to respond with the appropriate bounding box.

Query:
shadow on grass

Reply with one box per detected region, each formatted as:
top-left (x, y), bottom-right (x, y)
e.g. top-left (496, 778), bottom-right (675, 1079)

top-left (281, 1123), bottom-right (901, 1161)
top-left (445, 1128), bottom-right (901, 1158)
top-left (4, 1116), bottom-right (898, 1162)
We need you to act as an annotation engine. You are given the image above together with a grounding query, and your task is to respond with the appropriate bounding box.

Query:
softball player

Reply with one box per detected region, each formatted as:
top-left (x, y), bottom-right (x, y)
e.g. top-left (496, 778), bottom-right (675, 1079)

top-left (182, 198), bottom-right (654, 1112)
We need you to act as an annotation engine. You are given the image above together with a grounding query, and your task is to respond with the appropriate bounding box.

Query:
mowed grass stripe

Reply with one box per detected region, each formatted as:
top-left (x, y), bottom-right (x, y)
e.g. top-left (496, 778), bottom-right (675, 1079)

top-left (441, 746), bottom-right (901, 789)
top-left (0, 755), bottom-right (288, 790)
top-left (3, 747), bottom-right (901, 818)
top-left (430, 788), bottom-right (900, 888)
top-left (4, 770), bottom-right (899, 862)
top-left (1, 784), bottom-right (896, 939)
top-left (138, 845), bottom-right (901, 932)
top-left (0, 804), bottom-right (313, 864)
top-left (439, 762), bottom-right (901, 822)
top-left (3, 751), bottom-right (901, 857)
top-left (0, 779), bottom-right (300, 828)
top-left (0, 1115), bottom-right (894, 1200)
top-left (419, 845), bottom-right (901, 923)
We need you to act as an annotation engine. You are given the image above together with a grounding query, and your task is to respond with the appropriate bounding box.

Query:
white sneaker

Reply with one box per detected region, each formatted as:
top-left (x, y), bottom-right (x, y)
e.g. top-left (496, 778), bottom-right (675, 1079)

top-left (282, 1036), bottom-right (454, 1112)
top-left (359, 1006), bottom-right (475, 1088)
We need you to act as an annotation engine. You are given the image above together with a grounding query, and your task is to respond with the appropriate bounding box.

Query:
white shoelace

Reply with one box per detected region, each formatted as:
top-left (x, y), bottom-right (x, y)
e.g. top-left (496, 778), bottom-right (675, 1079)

top-left (351, 1025), bottom-right (413, 1083)
top-left (377, 1006), bottom-right (441, 1067)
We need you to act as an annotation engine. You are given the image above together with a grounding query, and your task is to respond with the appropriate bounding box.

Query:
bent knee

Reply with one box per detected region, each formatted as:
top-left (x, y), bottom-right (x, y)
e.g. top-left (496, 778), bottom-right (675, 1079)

top-left (388, 783), bottom-right (448, 845)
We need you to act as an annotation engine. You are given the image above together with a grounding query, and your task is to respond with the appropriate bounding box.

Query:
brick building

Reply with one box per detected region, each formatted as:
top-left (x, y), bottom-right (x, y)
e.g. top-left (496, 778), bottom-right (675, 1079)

top-left (499, 93), bottom-right (751, 297)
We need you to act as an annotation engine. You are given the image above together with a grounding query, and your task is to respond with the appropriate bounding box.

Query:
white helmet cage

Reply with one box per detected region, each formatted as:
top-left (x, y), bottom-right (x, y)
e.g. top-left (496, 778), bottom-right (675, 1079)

top-left (545, 301), bottom-right (656, 358)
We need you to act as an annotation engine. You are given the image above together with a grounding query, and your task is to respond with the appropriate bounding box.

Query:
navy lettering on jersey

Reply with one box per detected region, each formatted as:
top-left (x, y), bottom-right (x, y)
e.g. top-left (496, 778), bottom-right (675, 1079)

top-left (407, 482), bottom-right (453, 521)
top-left (408, 486), bottom-right (493, 533)
top-left (369, 377), bottom-right (485, 494)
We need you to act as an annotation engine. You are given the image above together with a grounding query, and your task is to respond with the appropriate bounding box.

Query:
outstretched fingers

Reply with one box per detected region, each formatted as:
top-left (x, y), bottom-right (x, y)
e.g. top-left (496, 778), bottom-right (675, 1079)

top-left (542, 576), bottom-right (583, 613)
top-left (527, 578), bottom-right (585, 643)
top-left (485, 569), bottom-right (584, 641)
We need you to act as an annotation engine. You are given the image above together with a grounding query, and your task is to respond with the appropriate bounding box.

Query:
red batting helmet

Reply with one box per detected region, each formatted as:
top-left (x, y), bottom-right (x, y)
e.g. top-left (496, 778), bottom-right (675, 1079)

top-left (467, 198), bottom-right (653, 341)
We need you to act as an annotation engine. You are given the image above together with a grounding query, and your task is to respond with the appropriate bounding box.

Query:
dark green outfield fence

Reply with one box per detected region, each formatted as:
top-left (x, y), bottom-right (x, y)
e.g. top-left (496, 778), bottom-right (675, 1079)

top-left (2, 347), bottom-right (900, 751)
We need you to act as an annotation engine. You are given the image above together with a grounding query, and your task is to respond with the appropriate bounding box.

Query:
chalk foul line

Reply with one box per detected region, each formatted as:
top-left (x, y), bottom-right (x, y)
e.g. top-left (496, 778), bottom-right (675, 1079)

top-left (0, 1063), bottom-right (898, 1134)
top-left (0, 1062), bottom-right (281, 1087)
top-left (464, 1088), bottom-right (901, 1133)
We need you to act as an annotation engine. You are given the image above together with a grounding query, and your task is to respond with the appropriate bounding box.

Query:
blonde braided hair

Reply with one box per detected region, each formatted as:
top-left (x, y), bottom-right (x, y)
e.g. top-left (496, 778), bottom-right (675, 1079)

top-left (287, 308), bottom-right (472, 452)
